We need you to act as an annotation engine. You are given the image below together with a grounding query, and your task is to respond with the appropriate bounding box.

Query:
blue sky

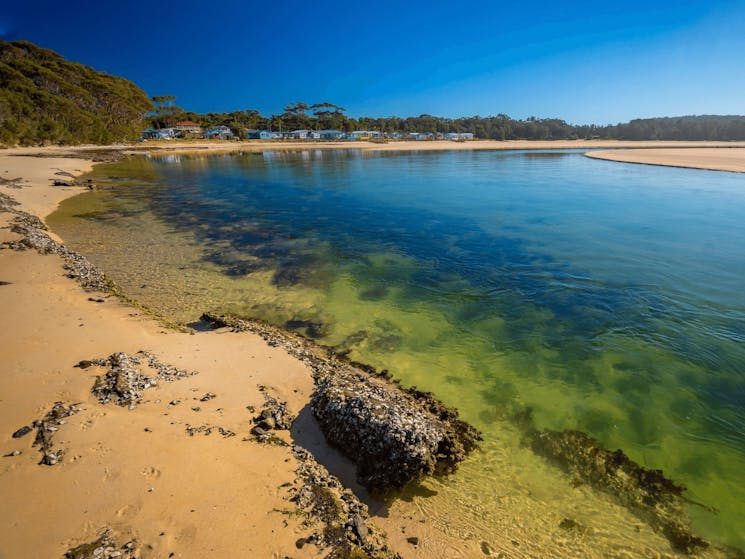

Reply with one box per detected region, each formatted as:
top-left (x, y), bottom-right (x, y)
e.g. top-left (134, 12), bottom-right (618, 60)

top-left (2, 0), bottom-right (744, 123)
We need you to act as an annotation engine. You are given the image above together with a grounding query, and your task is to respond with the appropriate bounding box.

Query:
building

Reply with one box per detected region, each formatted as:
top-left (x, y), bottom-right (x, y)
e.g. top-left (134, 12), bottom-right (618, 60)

top-left (310, 130), bottom-right (344, 140)
top-left (174, 121), bottom-right (203, 137)
top-left (348, 130), bottom-right (382, 140)
top-left (142, 128), bottom-right (177, 140)
top-left (290, 130), bottom-right (309, 140)
top-left (203, 125), bottom-right (234, 140)
top-left (246, 129), bottom-right (281, 140)
top-left (408, 132), bottom-right (434, 141)
top-left (446, 132), bottom-right (474, 141)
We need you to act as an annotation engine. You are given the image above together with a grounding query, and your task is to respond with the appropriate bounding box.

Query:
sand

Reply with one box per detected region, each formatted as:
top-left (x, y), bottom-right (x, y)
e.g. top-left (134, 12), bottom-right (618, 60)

top-left (585, 147), bottom-right (745, 173)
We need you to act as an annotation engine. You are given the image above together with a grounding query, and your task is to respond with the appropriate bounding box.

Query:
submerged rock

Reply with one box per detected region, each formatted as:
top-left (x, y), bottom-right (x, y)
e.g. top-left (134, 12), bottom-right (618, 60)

top-left (285, 318), bottom-right (327, 339)
top-left (527, 429), bottom-right (708, 553)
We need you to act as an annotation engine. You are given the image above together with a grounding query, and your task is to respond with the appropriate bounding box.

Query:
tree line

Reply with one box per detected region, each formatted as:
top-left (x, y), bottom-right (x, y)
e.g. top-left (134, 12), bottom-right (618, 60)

top-left (156, 101), bottom-right (745, 141)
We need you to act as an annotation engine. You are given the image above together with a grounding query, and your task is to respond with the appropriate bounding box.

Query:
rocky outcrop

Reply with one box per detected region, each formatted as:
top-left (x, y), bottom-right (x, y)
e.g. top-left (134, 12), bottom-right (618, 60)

top-left (312, 368), bottom-right (480, 491)
top-left (201, 311), bottom-right (481, 492)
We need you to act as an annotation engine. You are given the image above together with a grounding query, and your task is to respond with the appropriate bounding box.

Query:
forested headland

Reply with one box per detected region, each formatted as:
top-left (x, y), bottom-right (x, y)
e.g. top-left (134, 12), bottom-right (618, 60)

top-left (0, 41), bottom-right (152, 145)
top-left (2, 40), bottom-right (745, 146)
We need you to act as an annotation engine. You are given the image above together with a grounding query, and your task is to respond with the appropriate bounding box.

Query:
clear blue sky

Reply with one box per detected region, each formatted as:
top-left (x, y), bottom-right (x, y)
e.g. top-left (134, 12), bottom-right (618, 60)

top-left (2, 0), bottom-right (744, 124)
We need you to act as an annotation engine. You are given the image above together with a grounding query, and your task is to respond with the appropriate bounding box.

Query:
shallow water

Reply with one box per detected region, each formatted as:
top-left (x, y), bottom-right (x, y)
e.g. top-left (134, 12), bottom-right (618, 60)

top-left (49, 149), bottom-right (745, 554)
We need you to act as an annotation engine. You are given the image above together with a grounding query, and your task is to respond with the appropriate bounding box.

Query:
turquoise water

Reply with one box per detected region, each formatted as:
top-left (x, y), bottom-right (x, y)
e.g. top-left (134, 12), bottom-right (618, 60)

top-left (49, 149), bottom-right (745, 552)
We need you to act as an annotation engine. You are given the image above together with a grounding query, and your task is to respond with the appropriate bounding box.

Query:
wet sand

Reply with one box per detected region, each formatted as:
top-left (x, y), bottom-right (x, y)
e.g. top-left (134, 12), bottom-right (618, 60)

top-left (585, 147), bottom-right (745, 173)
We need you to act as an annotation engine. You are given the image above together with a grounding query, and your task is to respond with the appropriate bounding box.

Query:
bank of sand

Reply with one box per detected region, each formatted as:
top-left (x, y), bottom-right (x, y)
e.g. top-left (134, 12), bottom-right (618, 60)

top-left (0, 145), bottom-right (733, 558)
top-left (585, 147), bottom-right (745, 173)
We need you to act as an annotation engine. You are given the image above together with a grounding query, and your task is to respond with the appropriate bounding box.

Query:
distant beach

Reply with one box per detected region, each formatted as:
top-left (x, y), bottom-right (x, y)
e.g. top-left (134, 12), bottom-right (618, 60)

top-left (585, 147), bottom-right (745, 173)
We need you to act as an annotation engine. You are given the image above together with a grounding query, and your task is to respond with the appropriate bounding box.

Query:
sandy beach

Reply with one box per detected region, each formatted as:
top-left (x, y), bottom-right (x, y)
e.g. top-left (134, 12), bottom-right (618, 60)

top-left (2, 143), bottom-right (740, 558)
top-left (585, 147), bottom-right (745, 173)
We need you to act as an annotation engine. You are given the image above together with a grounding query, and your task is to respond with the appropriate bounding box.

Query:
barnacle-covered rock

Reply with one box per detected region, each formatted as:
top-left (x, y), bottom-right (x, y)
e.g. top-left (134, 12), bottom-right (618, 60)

top-left (312, 369), bottom-right (480, 491)
top-left (201, 311), bottom-right (481, 492)
top-left (32, 401), bottom-right (80, 466)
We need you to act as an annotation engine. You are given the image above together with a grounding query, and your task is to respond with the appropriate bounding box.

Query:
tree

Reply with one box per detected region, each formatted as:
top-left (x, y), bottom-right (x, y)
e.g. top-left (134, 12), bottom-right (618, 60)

top-left (151, 95), bottom-right (183, 129)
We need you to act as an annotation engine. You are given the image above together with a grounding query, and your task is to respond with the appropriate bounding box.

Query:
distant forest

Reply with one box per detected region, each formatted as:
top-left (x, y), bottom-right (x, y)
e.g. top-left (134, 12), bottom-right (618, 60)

top-left (173, 104), bottom-right (745, 142)
top-left (2, 40), bottom-right (745, 146)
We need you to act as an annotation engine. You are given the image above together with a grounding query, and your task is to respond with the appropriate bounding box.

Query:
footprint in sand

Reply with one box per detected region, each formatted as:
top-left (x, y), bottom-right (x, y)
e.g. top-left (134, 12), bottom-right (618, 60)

top-left (142, 466), bottom-right (162, 479)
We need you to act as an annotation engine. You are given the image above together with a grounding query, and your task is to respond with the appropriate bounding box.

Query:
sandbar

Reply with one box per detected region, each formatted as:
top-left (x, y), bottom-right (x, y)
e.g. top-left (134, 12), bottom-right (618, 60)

top-left (585, 147), bottom-right (745, 173)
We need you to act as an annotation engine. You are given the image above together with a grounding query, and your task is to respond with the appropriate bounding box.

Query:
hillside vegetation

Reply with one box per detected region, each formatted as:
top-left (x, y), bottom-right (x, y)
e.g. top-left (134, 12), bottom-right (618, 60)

top-left (0, 40), bottom-right (152, 146)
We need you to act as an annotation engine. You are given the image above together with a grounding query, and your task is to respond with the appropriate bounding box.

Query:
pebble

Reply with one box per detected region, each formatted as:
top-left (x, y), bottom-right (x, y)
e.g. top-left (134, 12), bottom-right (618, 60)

top-left (12, 425), bottom-right (32, 438)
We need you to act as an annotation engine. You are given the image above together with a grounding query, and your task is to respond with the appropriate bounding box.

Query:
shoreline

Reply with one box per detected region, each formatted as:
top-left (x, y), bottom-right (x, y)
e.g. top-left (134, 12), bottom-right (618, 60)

top-left (0, 151), bottom-right (394, 558)
top-left (1, 146), bottom-right (737, 558)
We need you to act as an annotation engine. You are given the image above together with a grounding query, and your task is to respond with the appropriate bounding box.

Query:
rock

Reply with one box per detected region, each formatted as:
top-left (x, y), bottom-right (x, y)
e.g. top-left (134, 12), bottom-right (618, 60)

top-left (295, 537), bottom-right (306, 549)
top-left (251, 425), bottom-right (269, 437)
top-left (12, 425), bottom-right (32, 438)
top-left (351, 514), bottom-right (368, 540)
top-left (32, 402), bottom-right (79, 466)
top-left (258, 417), bottom-right (276, 430)
top-left (480, 541), bottom-right (493, 555)
top-left (200, 392), bottom-right (216, 402)
top-left (74, 360), bottom-right (100, 369)
top-left (87, 351), bottom-right (198, 407)
top-left (64, 528), bottom-right (139, 559)
top-left (289, 446), bottom-right (401, 559)
top-left (4, 450), bottom-right (21, 457)
top-left (251, 390), bottom-right (295, 432)
top-left (312, 368), bottom-right (480, 491)
top-left (406, 536), bottom-right (419, 546)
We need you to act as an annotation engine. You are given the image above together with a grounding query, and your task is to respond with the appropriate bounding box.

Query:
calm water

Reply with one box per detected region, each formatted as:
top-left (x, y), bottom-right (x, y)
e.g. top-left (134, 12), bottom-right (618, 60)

top-left (49, 149), bottom-right (745, 554)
